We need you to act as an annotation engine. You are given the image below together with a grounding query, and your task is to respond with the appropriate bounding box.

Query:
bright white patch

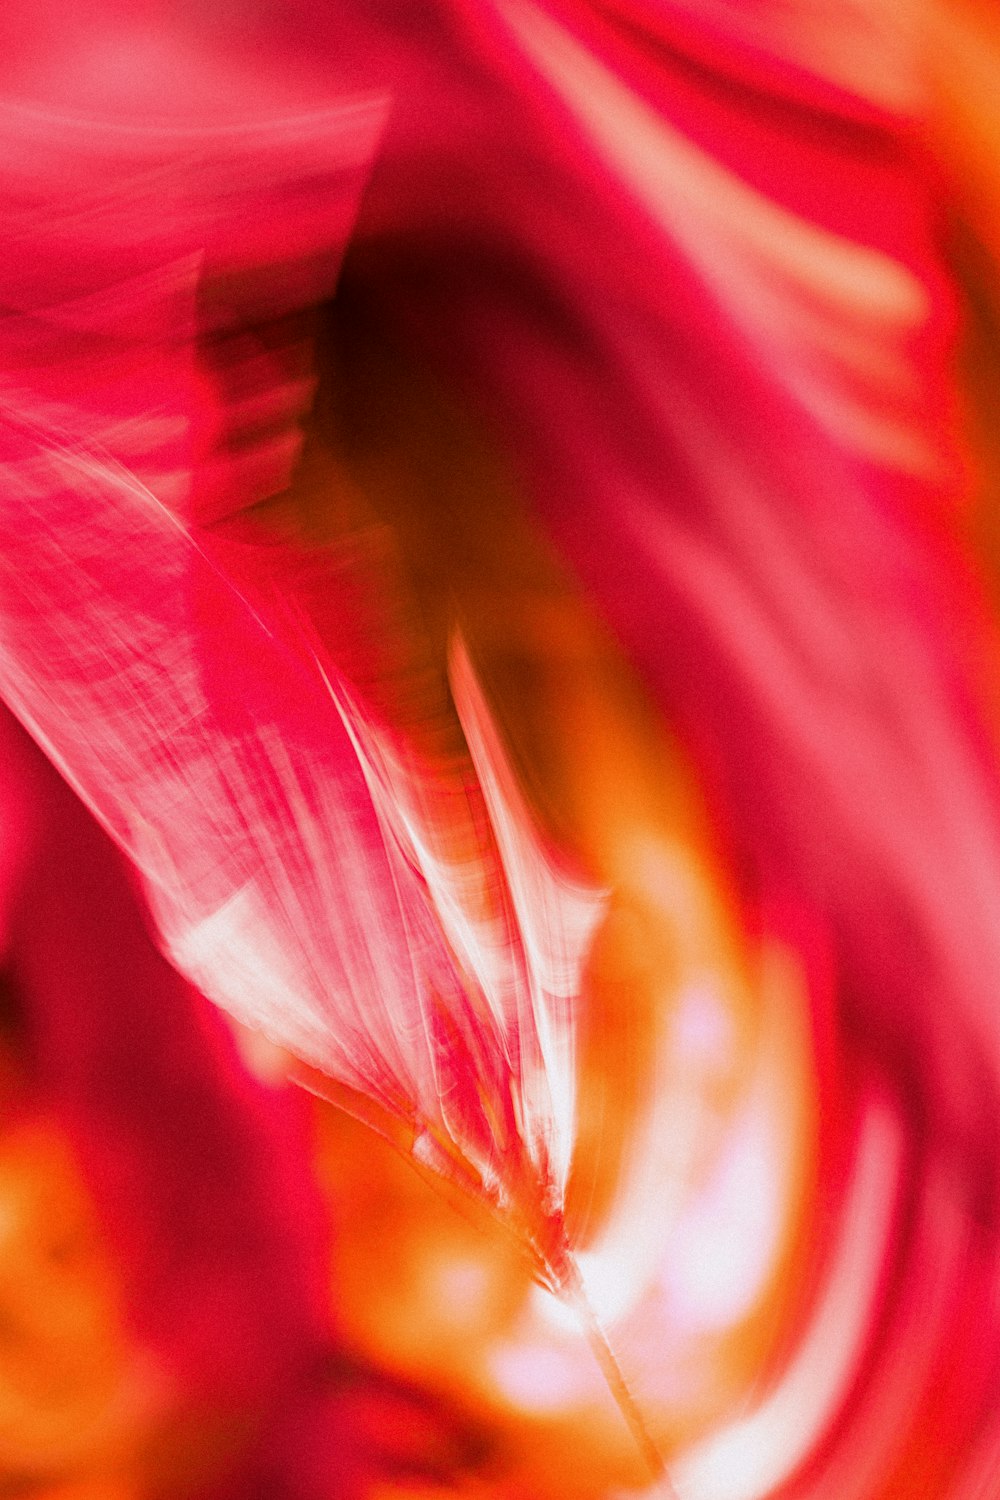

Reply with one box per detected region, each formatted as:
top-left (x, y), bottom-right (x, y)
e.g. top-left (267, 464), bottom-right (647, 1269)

top-left (672, 981), bottom-right (736, 1069)
top-left (489, 1336), bottom-right (593, 1412)
top-left (673, 1095), bottom-right (902, 1500)
top-left (662, 1094), bottom-right (782, 1331)
top-left (167, 885), bottom-right (332, 1065)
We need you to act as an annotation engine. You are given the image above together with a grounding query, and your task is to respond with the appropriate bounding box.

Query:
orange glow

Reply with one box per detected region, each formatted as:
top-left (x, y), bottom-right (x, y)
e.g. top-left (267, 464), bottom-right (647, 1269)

top-left (5, 2), bottom-right (1000, 1495)
top-left (0, 1119), bottom-right (147, 1493)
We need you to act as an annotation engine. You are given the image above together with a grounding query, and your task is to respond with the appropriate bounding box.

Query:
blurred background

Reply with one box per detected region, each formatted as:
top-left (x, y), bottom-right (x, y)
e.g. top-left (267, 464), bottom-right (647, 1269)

top-left (4, 2), bottom-right (1000, 1497)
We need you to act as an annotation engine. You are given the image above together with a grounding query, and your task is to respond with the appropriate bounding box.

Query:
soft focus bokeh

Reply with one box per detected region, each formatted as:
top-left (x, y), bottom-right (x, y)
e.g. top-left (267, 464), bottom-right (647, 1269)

top-left (3, 2), bottom-right (1000, 1496)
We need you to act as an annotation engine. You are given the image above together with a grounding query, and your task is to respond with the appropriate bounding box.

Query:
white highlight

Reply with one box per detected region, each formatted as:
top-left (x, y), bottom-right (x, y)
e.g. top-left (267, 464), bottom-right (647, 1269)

top-left (499, 0), bottom-right (936, 475)
top-left (673, 1095), bottom-right (902, 1500)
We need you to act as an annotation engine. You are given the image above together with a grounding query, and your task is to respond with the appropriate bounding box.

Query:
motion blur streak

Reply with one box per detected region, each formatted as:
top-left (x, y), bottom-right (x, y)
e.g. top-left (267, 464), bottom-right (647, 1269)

top-left (674, 1094), bottom-right (902, 1500)
top-left (2, 1), bottom-right (1000, 1498)
top-left (499, 0), bottom-right (937, 478)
